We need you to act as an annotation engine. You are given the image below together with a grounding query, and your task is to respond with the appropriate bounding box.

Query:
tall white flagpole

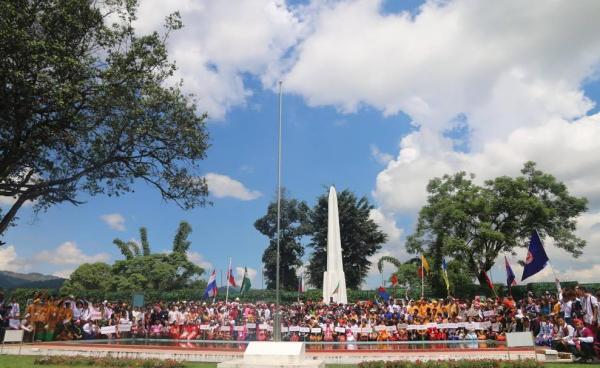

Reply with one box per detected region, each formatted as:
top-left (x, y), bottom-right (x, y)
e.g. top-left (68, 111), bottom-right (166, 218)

top-left (225, 257), bottom-right (232, 304)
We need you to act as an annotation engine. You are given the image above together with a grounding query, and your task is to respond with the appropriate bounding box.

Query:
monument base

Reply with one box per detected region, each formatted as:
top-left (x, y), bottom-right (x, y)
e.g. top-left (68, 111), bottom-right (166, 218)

top-left (217, 342), bottom-right (324, 368)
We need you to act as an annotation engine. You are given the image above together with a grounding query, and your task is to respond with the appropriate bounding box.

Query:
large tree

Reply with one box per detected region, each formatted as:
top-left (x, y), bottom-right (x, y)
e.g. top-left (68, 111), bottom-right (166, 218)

top-left (62, 221), bottom-right (204, 293)
top-left (406, 162), bottom-right (587, 286)
top-left (0, 0), bottom-right (210, 244)
top-left (255, 190), bottom-right (310, 290)
top-left (307, 188), bottom-right (387, 289)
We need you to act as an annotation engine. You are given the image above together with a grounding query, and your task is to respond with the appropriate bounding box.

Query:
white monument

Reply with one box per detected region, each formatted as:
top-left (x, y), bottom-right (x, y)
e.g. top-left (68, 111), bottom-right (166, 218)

top-left (322, 186), bottom-right (348, 304)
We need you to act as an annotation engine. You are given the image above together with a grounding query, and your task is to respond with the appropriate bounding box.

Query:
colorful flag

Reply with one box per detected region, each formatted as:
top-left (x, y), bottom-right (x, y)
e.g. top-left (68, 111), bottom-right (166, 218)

top-left (504, 256), bottom-right (517, 288)
top-left (441, 257), bottom-right (450, 292)
top-left (421, 255), bottom-right (430, 273)
top-left (298, 273), bottom-right (305, 293)
top-left (203, 270), bottom-right (218, 298)
top-left (390, 273), bottom-right (399, 287)
top-left (521, 230), bottom-right (549, 281)
top-left (227, 263), bottom-right (237, 288)
top-left (480, 270), bottom-right (495, 291)
top-left (240, 267), bottom-right (251, 296)
top-left (377, 286), bottom-right (390, 301)
top-left (332, 281), bottom-right (340, 295)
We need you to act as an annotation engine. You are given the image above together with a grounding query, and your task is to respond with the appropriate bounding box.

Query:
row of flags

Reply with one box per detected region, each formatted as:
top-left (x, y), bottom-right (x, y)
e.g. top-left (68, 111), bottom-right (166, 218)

top-left (203, 263), bottom-right (252, 299)
top-left (384, 230), bottom-right (557, 297)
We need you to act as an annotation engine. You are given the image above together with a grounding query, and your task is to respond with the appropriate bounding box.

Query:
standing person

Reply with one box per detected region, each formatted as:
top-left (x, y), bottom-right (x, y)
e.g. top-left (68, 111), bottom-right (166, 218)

top-left (577, 286), bottom-right (598, 330)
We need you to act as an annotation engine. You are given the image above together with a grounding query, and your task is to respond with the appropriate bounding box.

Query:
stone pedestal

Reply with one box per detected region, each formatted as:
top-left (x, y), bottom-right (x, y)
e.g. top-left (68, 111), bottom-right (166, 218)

top-left (217, 342), bottom-right (324, 368)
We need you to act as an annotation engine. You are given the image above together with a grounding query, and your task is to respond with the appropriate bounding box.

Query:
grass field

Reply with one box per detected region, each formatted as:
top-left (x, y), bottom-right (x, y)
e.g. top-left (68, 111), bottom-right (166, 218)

top-left (0, 356), bottom-right (588, 368)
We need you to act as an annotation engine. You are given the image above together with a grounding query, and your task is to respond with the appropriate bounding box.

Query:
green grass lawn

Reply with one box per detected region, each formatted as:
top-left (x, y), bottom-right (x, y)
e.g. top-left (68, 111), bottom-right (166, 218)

top-left (0, 355), bottom-right (589, 368)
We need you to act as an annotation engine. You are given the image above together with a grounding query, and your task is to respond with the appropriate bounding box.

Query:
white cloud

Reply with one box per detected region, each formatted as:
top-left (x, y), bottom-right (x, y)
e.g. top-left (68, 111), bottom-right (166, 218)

top-left (205, 173), bottom-right (262, 200)
top-left (100, 213), bottom-right (126, 231)
top-left (52, 269), bottom-right (75, 279)
top-left (131, 0), bottom-right (304, 119)
top-left (235, 266), bottom-right (258, 285)
top-left (0, 245), bottom-right (30, 272)
top-left (370, 145), bottom-right (394, 165)
top-left (35, 241), bottom-right (110, 265)
top-left (187, 251), bottom-right (214, 271)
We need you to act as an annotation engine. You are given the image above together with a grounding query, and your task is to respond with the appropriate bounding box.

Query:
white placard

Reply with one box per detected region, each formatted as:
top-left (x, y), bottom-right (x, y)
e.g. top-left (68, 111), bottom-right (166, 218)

top-left (100, 326), bottom-right (116, 335)
top-left (416, 325), bottom-right (428, 331)
top-left (310, 328), bottom-right (321, 333)
top-left (199, 324), bottom-right (210, 330)
top-left (289, 326), bottom-right (300, 332)
top-left (334, 327), bottom-right (346, 333)
top-left (246, 323), bottom-right (256, 329)
top-left (118, 323), bottom-right (131, 332)
top-left (397, 324), bottom-right (408, 329)
top-left (506, 332), bottom-right (534, 347)
top-left (300, 327), bottom-right (310, 333)
top-left (258, 324), bottom-right (269, 330)
top-left (406, 325), bottom-right (417, 330)
top-left (483, 310), bottom-right (496, 317)
top-left (426, 323), bottom-right (437, 329)
top-left (220, 326), bottom-right (231, 332)
top-left (374, 325), bottom-right (386, 331)
top-left (234, 326), bottom-right (245, 331)
top-left (2, 329), bottom-right (24, 343)
top-left (350, 327), bottom-right (360, 333)
top-left (266, 325), bottom-right (273, 332)
top-left (457, 322), bottom-right (467, 328)
top-left (386, 326), bottom-right (397, 332)
top-left (281, 327), bottom-right (289, 333)
top-left (361, 327), bottom-right (373, 333)
top-left (480, 321), bottom-right (492, 329)
top-left (447, 323), bottom-right (458, 329)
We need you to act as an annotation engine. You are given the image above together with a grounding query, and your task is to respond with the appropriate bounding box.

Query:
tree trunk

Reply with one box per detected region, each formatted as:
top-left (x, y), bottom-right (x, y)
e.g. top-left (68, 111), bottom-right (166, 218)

top-left (0, 194), bottom-right (29, 243)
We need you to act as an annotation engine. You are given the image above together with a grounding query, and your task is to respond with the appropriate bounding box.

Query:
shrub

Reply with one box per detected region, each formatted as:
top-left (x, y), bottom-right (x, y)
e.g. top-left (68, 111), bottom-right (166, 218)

top-left (33, 356), bottom-right (184, 368)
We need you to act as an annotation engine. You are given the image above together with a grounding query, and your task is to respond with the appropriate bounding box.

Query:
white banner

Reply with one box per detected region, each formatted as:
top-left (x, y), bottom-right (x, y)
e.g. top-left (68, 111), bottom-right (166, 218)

top-left (334, 327), bottom-right (346, 333)
top-left (100, 326), bottom-right (116, 335)
top-left (289, 326), bottom-right (300, 332)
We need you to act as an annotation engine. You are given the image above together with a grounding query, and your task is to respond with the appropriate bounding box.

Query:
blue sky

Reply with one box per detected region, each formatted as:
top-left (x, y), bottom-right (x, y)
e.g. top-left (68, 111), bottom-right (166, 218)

top-left (3, 0), bottom-right (600, 288)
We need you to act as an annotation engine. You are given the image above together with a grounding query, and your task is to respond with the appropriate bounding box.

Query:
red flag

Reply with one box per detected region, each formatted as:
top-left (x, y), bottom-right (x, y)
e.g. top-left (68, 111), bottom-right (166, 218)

top-left (417, 266), bottom-right (424, 278)
top-left (480, 270), bottom-right (494, 291)
top-left (390, 274), bottom-right (399, 287)
top-left (227, 266), bottom-right (236, 288)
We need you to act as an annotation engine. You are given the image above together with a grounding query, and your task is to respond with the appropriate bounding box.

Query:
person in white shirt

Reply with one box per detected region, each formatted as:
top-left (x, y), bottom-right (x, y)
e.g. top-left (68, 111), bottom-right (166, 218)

top-left (551, 317), bottom-right (574, 352)
top-left (576, 286), bottom-right (598, 327)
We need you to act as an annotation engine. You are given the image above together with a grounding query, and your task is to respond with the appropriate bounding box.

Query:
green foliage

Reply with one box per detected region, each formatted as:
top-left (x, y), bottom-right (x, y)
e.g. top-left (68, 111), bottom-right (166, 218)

top-left (34, 355), bottom-right (185, 368)
top-left (61, 222), bottom-right (203, 294)
top-left (0, 0), bottom-right (210, 243)
top-left (407, 162), bottom-right (587, 287)
top-left (307, 189), bottom-right (387, 289)
top-left (61, 263), bottom-right (112, 294)
top-left (377, 256), bottom-right (402, 274)
top-left (255, 189), bottom-right (311, 290)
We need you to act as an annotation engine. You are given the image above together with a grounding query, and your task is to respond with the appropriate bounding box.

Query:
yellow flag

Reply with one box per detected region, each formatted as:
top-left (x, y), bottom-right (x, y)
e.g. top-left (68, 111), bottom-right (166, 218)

top-left (421, 255), bottom-right (430, 273)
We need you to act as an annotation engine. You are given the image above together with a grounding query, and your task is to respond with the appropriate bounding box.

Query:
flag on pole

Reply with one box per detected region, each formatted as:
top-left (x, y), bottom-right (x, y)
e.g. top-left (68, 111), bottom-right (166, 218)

top-left (441, 257), bottom-right (450, 292)
top-left (521, 230), bottom-right (549, 281)
top-left (504, 256), bottom-right (517, 288)
top-left (480, 270), bottom-right (495, 291)
top-left (417, 266), bottom-right (424, 278)
top-left (203, 270), bottom-right (218, 298)
top-left (298, 273), bottom-right (305, 293)
top-left (421, 255), bottom-right (430, 273)
top-left (390, 273), bottom-right (399, 287)
top-left (240, 267), bottom-right (251, 296)
top-left (377, 286), bottom-right (390, 301)
top-left (331, 281), bottom-right (340, 295)
top-left (227, 263), bottom-right (237, 288)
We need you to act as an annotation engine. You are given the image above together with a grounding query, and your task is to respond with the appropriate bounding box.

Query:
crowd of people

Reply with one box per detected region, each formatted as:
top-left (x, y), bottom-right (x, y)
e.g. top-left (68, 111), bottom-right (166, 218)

top-left (1, 286), bottom-right (598, 362)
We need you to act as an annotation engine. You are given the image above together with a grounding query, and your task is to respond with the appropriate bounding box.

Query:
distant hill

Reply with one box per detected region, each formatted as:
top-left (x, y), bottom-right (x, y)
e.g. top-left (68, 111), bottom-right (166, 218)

top-left (0, 271), bottom-right (66, 290)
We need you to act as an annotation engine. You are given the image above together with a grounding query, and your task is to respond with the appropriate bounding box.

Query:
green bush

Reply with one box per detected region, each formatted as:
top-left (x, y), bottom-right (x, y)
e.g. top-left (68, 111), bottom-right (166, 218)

top-left (33, 356), bottom-right (184, 368)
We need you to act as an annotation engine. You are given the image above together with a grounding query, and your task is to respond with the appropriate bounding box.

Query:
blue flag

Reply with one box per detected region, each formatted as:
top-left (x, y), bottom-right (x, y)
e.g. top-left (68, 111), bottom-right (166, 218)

top-left (521, 230), bottom-right (549, 281)
top-left (505, 256), bottom-right (517, 287)
top-left (377, 286), bottom-right (390, 301)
